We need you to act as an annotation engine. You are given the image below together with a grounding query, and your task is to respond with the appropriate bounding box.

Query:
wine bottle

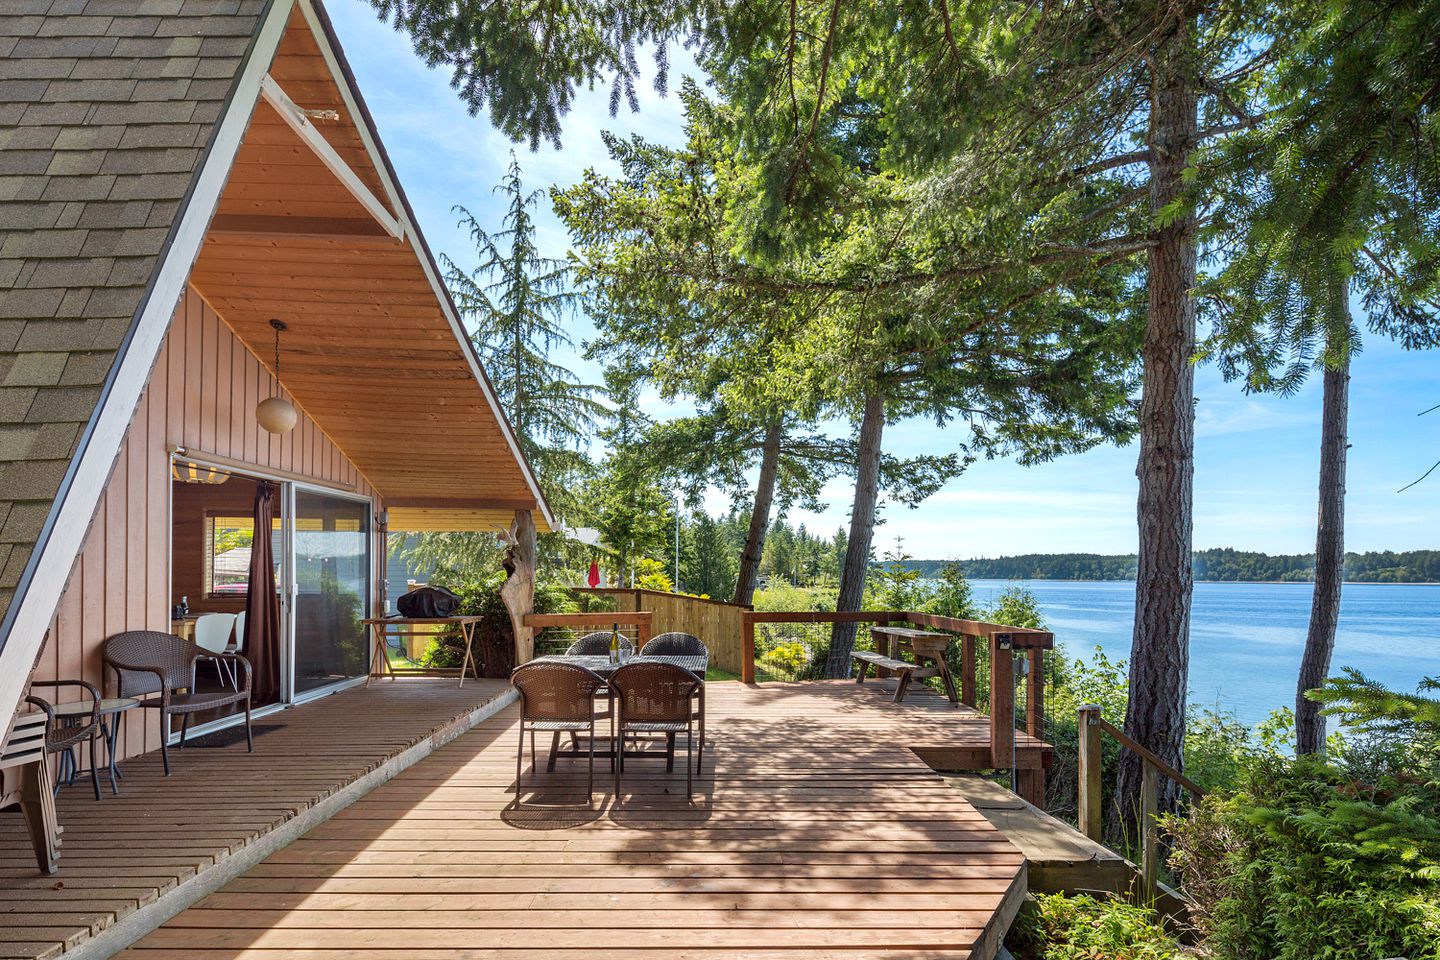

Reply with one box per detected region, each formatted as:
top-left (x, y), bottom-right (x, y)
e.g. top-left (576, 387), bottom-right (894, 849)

top-left (610, 622), bottom-right (620, 665)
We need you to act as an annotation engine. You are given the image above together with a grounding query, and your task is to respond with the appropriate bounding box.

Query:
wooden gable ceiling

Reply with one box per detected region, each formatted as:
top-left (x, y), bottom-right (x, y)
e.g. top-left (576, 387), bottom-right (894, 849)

top-left (188, 8), bottom-right (549, 531)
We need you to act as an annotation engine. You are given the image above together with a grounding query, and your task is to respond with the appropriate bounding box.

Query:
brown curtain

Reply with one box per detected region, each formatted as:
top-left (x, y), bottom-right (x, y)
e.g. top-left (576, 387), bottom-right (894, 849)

top-left (245, 481), bottom-right (281, 703)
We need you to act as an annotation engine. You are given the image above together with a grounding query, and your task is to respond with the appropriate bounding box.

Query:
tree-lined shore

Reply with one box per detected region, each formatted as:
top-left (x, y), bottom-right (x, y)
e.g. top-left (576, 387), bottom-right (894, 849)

top-left (893, 549), bottom-right (1440, 584)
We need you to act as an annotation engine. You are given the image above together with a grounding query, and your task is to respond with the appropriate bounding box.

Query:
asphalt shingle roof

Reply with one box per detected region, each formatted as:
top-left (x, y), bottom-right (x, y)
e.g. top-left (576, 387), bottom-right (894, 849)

top-left (0, 0), bottom-right (266, 624)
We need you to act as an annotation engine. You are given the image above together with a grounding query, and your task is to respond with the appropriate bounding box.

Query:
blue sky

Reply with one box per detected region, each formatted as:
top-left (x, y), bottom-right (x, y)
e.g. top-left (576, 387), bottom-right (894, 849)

top-left (326, 3), bottom-right (1440, 559)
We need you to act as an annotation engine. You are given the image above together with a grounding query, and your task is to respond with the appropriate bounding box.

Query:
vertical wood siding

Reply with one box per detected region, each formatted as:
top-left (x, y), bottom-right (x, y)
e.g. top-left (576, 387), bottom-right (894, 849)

top-left (31, 286), bottom-right (376, 761)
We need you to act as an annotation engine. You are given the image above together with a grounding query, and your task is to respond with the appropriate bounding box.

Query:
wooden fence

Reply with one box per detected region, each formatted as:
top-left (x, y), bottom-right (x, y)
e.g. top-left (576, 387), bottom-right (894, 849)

top-left (572, 588), bottom-right (748, 675)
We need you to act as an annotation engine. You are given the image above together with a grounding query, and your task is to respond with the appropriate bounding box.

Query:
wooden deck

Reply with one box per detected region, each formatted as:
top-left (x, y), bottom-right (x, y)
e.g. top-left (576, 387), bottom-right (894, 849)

top-left (108, 680), bottom-right (1033, 960)
top-left (0, 679), bottom-right (513, 960)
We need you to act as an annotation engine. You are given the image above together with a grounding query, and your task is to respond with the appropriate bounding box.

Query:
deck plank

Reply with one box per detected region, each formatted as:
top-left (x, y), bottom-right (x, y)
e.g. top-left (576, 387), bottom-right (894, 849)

top-left (117, 680), bottom-right (1028, 960)
top-left (0, 679), bottom-right (510, 960)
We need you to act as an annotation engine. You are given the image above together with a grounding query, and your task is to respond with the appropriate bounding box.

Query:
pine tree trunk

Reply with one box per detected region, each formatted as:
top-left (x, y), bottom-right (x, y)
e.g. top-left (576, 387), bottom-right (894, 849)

top-left (1115, 22), bottom-right (1198, 829)
top-left (1296, 342), bottom-right (1350, 755)
top-left (825, 391), bottom-right (885, 678)
top-left (733, 418), bottom-right (783, 607)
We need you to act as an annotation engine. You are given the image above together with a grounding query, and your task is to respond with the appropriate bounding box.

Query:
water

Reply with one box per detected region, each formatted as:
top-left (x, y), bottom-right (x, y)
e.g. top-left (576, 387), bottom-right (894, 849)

top-left (967, 579), bottom-right (1440, 727)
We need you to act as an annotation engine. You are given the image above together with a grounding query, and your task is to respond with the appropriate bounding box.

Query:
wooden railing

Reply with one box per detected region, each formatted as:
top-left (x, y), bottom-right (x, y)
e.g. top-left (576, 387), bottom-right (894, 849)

top-left (521, 612), bottom-right (653, 656)
top-left (573, 588), bottom-right (748, 674)
top-left (740, 609), bottom-right (1053, 776)
top-left (1077, 704), bottom-right (1204, 901)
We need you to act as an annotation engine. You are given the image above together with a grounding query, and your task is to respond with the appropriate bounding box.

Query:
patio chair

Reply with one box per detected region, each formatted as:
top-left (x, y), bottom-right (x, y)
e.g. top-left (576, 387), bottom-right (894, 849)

top-left (102, 631), bottom-right (253, 775)
top-left (610, 661), bottom-right (702, 800)
top-left (511, 662), bottom-right (607, 806)
top-left (565, 631), bottom-right (633, 657)
top-left (639, 632), bottom-right (708, 658)
top-left (638, 632), bottom-right (708, 773)
top-left (24, 679), bottom-right (103, 800)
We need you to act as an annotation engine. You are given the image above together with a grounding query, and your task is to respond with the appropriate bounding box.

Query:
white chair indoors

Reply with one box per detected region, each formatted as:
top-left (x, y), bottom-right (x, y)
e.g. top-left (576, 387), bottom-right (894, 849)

top-left (194, 613), bottom-right (239, 690)
top-left (231, 610), bottom-right (246, 657)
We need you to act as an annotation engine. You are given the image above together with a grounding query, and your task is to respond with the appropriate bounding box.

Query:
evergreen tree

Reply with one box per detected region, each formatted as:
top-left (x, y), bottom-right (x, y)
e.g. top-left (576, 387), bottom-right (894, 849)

top-left (445, 154), bottom-right (605, 509)
top-left (681, 511), bottom-right (738, 599)
top-left (1199, 0), bottom-right (1440, 754)
top-left (591, 366), bottom-right (673, 584)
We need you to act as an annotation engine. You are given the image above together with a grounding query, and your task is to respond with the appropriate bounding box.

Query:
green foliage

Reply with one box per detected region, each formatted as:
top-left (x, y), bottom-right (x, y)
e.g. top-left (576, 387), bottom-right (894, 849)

top-left (865, 539), bottom-right (929, 611)
top-left (1199, 0), bottom-right (1440, 391)
top-left (420, 571), bottom-right (578, 676)
top-left (986, 585), bottom-right (1046, 631)
top-left (751, 582), bottom-right (833, 614)
top-left (1167, 675), bottom-right (1440, 960)
top-left (679, 511), bottom-right (736, 600)
top-left (931, 549), bottom-right (1440, 583)
top-left (1007, 894), bottom-right (1182, 960)
top-left (756, 640), bottom-right (811, 682)
top-left (1312, 670), bottom-right (1440, 785)
top-left (632, 556), bottom-right (674, 593)
top-left (213, 526), bottom-right (253, 555)
top-left (365, 0), bottom-right (697, 149)
top-left (390, 531), bottom-right (505, 585)
top-left (444, 154), bottom-right (605, 521)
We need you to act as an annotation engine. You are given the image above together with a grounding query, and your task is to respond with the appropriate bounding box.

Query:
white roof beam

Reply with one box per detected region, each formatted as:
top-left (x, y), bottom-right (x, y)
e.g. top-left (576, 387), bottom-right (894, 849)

top-left (258, 75), bottom-right (405, 241)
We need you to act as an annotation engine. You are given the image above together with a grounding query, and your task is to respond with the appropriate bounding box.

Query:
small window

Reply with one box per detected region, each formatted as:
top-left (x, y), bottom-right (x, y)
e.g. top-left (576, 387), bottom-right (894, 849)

top-left (205, 514), bottom-right (254, 598)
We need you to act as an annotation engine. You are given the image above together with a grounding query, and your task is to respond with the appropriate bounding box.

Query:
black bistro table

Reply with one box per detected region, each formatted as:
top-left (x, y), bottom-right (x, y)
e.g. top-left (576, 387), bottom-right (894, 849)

top-left (528, 653), bottom-right (707, 770)
top-left (53, 696), bottom-right (139, 795)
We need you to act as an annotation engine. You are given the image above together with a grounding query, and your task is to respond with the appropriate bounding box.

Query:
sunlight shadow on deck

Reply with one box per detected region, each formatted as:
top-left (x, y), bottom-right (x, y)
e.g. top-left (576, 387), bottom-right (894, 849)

top-left (113, 680), bottom-right (1028, 960)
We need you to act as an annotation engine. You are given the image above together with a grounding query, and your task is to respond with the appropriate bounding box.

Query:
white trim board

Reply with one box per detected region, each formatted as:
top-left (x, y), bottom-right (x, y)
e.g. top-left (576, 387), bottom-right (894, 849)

top-left (0, 0), bottom-right (298, 742)
top-left (258, 74), bottom-right (405, 241)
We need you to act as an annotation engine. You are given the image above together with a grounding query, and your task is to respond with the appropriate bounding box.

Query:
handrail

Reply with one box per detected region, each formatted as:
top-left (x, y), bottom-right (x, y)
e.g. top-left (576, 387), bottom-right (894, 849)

top-left (1096, 716), bottom-right (1205, 798)
top-left (1078, 704), bottom-right (1204, 903)
top-left (740, 609), bottom-right (1050, 804)
top-left (521, 612), bottom-right (654, 656)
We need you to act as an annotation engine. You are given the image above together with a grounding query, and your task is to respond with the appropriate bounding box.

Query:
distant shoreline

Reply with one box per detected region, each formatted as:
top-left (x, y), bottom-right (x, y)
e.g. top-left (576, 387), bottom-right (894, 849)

top-left (889, 549), bottom-right (1440, 585)
top-left (961, 577), bottom-right (1440, 586)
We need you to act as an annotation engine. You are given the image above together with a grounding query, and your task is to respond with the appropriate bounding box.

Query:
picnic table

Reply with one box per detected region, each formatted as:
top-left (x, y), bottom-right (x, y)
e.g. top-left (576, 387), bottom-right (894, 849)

top-left (362, 615), bottom-right (486, 687)
top-left (853, 625), bottom-right (960, 705)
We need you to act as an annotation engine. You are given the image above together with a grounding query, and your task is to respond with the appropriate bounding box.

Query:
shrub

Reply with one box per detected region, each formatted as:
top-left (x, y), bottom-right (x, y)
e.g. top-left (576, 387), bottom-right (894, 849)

top-left (632, 557), bottom-right (673, 592)
top-left (1167, 675), bottom-right (1440, 960)
top-left (1006, 893), bottom-right (1182, 960)
top-left (420, 572), bottom-right (577, 677)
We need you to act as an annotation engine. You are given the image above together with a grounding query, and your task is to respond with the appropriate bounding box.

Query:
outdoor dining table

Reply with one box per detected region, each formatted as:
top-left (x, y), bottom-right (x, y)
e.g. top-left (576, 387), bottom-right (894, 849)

top-left (527, 653), bottom-right (707, 769)
top-left (530, 653), bottom-right (708, 677)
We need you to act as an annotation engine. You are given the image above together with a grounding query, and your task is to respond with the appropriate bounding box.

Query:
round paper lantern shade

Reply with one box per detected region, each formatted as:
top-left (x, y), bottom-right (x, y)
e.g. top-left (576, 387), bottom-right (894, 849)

top-left (256, 395), bottom-right (297, 434)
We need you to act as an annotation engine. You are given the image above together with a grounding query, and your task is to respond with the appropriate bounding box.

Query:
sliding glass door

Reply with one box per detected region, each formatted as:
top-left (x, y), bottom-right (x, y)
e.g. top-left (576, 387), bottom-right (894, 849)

top-left (291, 489), bottom-right (371, 696)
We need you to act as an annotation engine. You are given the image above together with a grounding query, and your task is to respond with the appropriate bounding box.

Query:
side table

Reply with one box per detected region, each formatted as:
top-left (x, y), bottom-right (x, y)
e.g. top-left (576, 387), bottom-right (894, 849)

top-left (54, 697), bottom-right (140, 796)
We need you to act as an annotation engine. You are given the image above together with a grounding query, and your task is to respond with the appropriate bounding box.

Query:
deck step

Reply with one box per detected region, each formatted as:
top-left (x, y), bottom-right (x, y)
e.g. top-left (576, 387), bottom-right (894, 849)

top-left (945, 774), bottom-right (1130, 895)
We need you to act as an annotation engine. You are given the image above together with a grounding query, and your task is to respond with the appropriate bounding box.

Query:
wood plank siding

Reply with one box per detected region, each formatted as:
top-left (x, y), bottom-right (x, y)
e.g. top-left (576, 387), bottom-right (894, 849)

top-left (28, 286), bottom-right (377, 764)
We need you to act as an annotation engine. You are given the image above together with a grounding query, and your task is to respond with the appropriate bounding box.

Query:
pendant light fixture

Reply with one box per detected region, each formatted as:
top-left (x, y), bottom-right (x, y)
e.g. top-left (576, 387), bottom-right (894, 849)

top-left (256, 318), bottom-right (298, 434)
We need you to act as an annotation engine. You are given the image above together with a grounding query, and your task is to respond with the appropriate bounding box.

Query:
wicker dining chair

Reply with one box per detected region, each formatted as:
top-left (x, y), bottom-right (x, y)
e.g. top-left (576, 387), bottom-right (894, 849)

top-left (511, 661), bottom-right (607, 806)
top-left (25, 679), bottom-right (103, 800)
top-left (565, 631), bottom-right (634, 657)
top-left (638, 632), bottom-right (708, 773)
top-left (609, 661), bottom-right (702, 800)
top-left (639, 632), bottom-right (708, 658)
top-left (102, 631), bottom-right (253, 775)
